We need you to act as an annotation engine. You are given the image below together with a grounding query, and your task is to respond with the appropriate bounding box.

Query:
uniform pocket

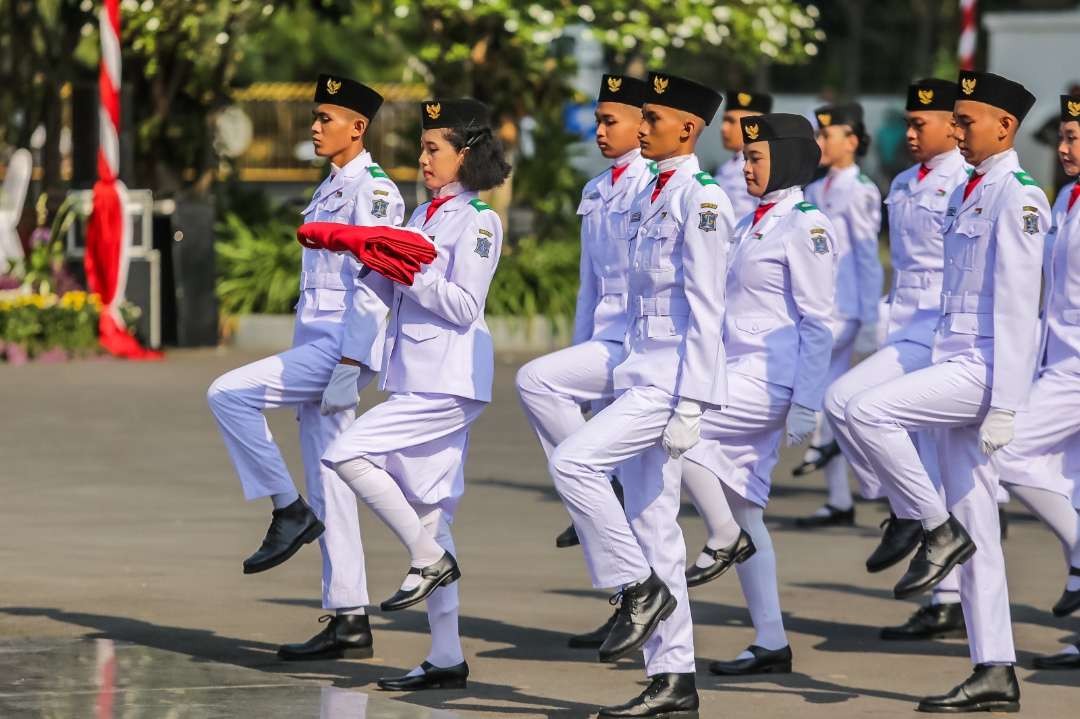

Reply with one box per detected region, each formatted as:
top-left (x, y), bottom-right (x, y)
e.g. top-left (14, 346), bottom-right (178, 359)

top-left (1061, 308), bottom-right (1080, 326)
top-left (315, 290), bottom-right (347, 312)
top-left (951, 217), bottom-right (990, 270)
top-left (400, 321), bottom-right (441, 342)
top-left (734, 315), bottom-right (778, 335)
top-left (947, 312), bottom-right (994, 337)
top-left (642, 221), bottom-right (677, 271)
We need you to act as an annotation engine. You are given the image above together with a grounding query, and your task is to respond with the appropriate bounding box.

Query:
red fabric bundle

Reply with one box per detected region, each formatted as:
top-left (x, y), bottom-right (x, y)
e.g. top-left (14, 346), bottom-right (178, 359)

top-left (297, 222), bottom-right (437, 285)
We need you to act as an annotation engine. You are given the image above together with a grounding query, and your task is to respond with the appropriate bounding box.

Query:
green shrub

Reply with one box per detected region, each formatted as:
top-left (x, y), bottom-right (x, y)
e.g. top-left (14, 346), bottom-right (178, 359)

top-left (488, 236), bottom-right (580, 319)
top-left (215, 211), bottom-right (302, 316)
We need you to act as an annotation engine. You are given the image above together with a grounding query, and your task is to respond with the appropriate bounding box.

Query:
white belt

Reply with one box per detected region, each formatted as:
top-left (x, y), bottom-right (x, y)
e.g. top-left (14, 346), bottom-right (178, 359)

top-left (599, 276), bottom-right (628, 295)
top-left (940, 292), bottom-right (993, 314)
top-left (636, 296), bottom-right (690, 317)
top-left (300, 271), bottom-right (349, 291)
top-left (893, 269), bottom-right (940, 290)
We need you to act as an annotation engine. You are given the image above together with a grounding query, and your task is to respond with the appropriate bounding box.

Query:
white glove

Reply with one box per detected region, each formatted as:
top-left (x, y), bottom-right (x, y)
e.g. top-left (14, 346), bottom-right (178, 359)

top-left (979, 408), bottom-right (1015, 455)
top-left (854, 321), bottom-right (879, 354)
top-left (320, 363), bottom-right (365, 416)
top-left (661, 399), bottom-right (703, 459)
top-left (785, 403), bottom-right (818, 446)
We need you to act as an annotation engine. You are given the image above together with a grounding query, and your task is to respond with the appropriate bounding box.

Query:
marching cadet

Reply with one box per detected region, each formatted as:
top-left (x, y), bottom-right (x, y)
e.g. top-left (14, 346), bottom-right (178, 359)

top-left (206, 75), bottom-right (403, 660)
top-left (824, 79), bottom-right (970, 640)
top-left (322, 98), bottom-right (510, 691)
top-left (713, 90), bottom-right (773, 221)
top-left (549, 72), bottom-right (730, 718)
top-left (846, 71), bottom-right (1046, 711)
top-left (796, 101), bottom-right (884, 528)
top-left (995, 94), bottom-right (1080, 670)
top-left (682, 113), bottom-right (836, 676)
top-left (516, 74), bottom-right (654, 563)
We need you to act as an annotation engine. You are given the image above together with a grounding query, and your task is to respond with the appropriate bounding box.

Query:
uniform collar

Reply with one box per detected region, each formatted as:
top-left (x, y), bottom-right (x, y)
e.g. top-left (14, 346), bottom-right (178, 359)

top-left (612, 147), bottom-right (641, 168)
top-left (972, 148), bottom-right (1018, 181)
top-left (656, 153), bottom-right (696, 173)
top-left (827, 163), bottom-right (860, 181)
top-left (331, 149), bottom-right (372, 179)
top-left (759, 185), bottom-right (801, 209)
top-left (429, 190), bottom-right (477, 216)
top-left (924, 147), bottom-right (962, 172)
top-left (433, 181), bottom-right (465, 199)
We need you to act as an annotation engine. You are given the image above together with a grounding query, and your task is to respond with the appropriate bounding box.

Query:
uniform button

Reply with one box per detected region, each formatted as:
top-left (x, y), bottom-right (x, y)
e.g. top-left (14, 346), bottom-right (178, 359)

top-left (752, 323), bottom-right (759, 331)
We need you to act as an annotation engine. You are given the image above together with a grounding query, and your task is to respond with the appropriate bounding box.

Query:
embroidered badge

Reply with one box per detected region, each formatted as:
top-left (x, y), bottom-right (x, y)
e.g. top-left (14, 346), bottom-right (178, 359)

top-left (474, 236), bottom-right (492, 258)
top-left (698, 211), bottom-right (717, 232)
top-left (935, 188), bottom-right (947, 197)
top-left (371, 198), bottom-right (388, 218)
top-left (700, 202), bottom-right (718, 209)
top-left (374, 189), bottom-right (389, 196)
top-left (1023, 213), bottom-right (1039, 235)
top-left (811, 227), bottom-right (826, 234)
top-left (752, 232), bottom-right (764, 240)
top-left (630, 212), bottom-right (642, 223)
top-left (946, 207), bottom-right (957, 217)
top-left (812, 236), bottom-right (830, 254)
top-left (478, 228), bottom-right (493, 238)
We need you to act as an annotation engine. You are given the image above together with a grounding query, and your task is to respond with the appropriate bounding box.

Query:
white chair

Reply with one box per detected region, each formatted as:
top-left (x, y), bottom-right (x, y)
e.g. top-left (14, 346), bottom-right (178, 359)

top-left (0, 148), bottom-right (32, 271)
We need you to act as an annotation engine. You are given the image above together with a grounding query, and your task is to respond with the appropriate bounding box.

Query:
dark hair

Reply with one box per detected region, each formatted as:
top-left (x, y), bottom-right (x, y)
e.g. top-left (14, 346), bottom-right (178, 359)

top-left (851, 121), bottom-right (872, 158)
top-left (445, 126), bottom-right (512, 191)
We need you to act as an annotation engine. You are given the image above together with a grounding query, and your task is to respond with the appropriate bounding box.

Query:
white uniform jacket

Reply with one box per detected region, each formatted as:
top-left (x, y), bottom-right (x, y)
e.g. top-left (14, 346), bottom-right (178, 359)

top-left (613, 155), bottom-right (735, 408)
top-left (1038, 179), bottom-right (1080, 374)
top-left (573, 153), bottom-right (657, 344)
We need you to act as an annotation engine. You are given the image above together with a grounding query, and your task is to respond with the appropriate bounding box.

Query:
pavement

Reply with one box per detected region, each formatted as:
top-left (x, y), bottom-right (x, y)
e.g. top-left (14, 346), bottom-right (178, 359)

top-left (0, 348), bottom-right (1077, 718)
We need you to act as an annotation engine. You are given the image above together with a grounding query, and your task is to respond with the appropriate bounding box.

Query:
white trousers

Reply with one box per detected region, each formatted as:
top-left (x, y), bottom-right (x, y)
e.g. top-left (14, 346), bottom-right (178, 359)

top-left (516, 340), bottom-right (627, 458)
top-left (813, 319), bottom-right (859, 494)
top-left (825, 340), bottom-right (942, 502)
top-left (550, 385), bottom-right (693, 676)
top-left (846, 359), bottom-right (1014, 664)
top-left (207, 337), bottom-right (372, 609)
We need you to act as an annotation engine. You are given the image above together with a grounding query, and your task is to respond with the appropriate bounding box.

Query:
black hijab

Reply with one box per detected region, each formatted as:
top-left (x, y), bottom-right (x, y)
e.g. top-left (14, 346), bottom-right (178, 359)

top-left (740, 113), bottom-right (821, 194)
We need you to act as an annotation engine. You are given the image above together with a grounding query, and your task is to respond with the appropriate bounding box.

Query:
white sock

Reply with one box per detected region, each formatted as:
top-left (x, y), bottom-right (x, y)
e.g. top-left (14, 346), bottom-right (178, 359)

top-left (725, 485), bottom-right (787, 653)
top-left (824, 456), bottom-right (853, 511)
top-left (271, 490), bottom-right (300, 509)
top-left (336, 606), bottom-right (366, 616)
top-left (682, 461), bottom-right (742, 568)
top-left (334, 458), bottom-right (446, 583)
top-left (420, 506), bottom-right (465, 668)
top-left (1008, 484), bottom-right (1080, 590)
top-left (921, 513), bottom-right (949, 533)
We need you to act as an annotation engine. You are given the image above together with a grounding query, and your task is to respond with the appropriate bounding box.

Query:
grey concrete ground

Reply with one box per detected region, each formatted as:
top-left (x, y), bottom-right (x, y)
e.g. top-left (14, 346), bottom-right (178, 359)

top-left (0, 348), bottom-right (1077, 718)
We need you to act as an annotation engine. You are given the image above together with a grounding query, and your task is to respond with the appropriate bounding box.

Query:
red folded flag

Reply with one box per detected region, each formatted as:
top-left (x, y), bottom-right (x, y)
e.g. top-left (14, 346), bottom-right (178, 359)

top-left (297, 222), bottom-right (437, 285)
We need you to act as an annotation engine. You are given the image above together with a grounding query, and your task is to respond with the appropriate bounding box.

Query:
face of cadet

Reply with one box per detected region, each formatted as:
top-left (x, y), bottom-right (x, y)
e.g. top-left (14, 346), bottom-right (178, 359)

top-left (816, 124), bottom-right (857, 168)
top-left (721, 110), bottom-right (756, 152)
top-left (419, 128), bottom-right (467, 192)
top-left (311, 104), bottom-right (365, 161)
top-left (594, 101), bottom-right (643, 159)
top-left (1059, 121), bottom-right (1080, 178)
top-left (905, 110), bottom-right (957, 164)
top-left (953, 100), bottom-right (1016, 166)
top-left (742, 141), bottom-right (771, 198)
top-left (638, 103), bottom-right (698, 161)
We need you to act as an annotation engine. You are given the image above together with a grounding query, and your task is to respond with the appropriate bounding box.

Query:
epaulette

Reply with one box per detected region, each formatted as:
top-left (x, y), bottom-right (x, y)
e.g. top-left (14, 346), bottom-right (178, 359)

top-left (1013, 171), bottom-right (1037, 187)
top-left (795, 201), bottom-right (818, 213)
top-left (367, 165), bottom-right (389, 179)
top-left (694, 171), bottom-right (718, 187)
top-left (469, 198), bottom-right (492, 212)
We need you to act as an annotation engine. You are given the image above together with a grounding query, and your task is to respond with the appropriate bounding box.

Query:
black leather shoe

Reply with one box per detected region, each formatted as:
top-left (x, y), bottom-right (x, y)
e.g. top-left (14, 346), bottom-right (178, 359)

top-left (916, 664), bottom-right (1019, 713)
top-left (598, 673), bottom-right (699, 718)
top-left (792, 441), bottom-right (841, 477)
top-left (866, 514), bottom-right (923, 573)
top-left (686, 530), bottom-right (756, 588)
top-left (277, 614), bottom-right (373, 660)
top-left (377, 661), bottom-right (468, 691)
top-left (1051, 567), bottom-right (1080, 617)
top-left (894, 516), bottom-right (975, 600)
top-left (555, 523), bottom-right (580, 548)
top-left (598, 570), bottom-right (677, 663)
top-left (568, 609), bottom-right (618, 649)
top-left (1033, 645), bottom-right (1080, 670)
top-left (709, 645), bottom-right (792, 676)
top-left (242, 497), bottom-right (324, 574)
top-left (880, 603), bottom-right (966, 641)
top-left (380, 552), bottom-right (460, 612)
top-left (795, 504), bottom-right (855, 529)
top-left (999, 507), bottom-right (1008, 541)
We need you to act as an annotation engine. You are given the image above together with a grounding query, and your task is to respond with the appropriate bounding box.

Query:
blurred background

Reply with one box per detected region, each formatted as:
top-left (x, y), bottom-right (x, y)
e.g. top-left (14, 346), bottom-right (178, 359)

top-left (1, 0), bottom-right (1078, 361)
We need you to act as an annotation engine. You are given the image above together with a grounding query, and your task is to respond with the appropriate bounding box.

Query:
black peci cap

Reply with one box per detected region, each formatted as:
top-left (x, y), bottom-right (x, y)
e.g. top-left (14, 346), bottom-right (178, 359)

top-left (815, 102), bottom-right (864, 129)
top-left (956, 70), bottom-right (1036, 122)
top-left (597, 74), bottom-right (648, 108)
top-left (1060, 94), bottom-right (1080, 124)
top-left (906, 78), bottom-right (958, 112)
top-left (726, 89), bottom-right (773, 114)
top-left (420, 98), bottom-right (491, 131)
top-left (314, 74), bottom-right (383, 119)
top-left (645, 72), bottom-right (723, 125)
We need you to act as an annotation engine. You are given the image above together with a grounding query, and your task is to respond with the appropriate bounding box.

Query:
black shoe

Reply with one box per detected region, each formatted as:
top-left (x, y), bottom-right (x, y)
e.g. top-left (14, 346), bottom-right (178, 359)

top-left (598, 673), bottom-right (699, 718)
top-left (708, 645), bottom-right (792, 676)
top-left (380, 552), bottom-right (460, 612)
top-left (555, 524), bottom-right (580, 548)
top-left (795, 504), bottom-right (855, 529)
top-left (1033, 645), bottom-right (1080, 670)
top-left (894, 516), bottom-right (976, 600)
top-left (999, 506), bottom-right (1008, 541)
top-left (277, 614), bottom-right (373, 661)
top-left (685, 530), bottom-right (756, 588)
top-left (598, 570), bottom-right (677, 663)
top-left (568, 609), bottom-right (618, 649)
top-left (377, 660), bottom-right (468, 691)
top-left (866, 514), bottom-right (923, 573)
top-left (242, 497), bottom-right (324, 574)
top-left (1051, 567), bottom-right (1080, 617)
top-left (792, 441), bottom-right (840, 477)
top-left (916, 664), bottom-right (1019, 713)
top-left (880, 603), bottom-right (966, 641)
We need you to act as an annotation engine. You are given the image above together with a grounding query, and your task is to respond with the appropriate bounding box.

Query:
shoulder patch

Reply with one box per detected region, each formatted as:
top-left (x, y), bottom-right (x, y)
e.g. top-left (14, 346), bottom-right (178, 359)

top-left (367, 165), bottom-right (388, 179)
top-left (694, 171), bottom-right (718, 187)
top-left (1013, 171), bottom-right (1037, 187)
top-left (468, 198), bottom-right (492, 212)
top-left (795, 201), bottom-right (818, 213)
